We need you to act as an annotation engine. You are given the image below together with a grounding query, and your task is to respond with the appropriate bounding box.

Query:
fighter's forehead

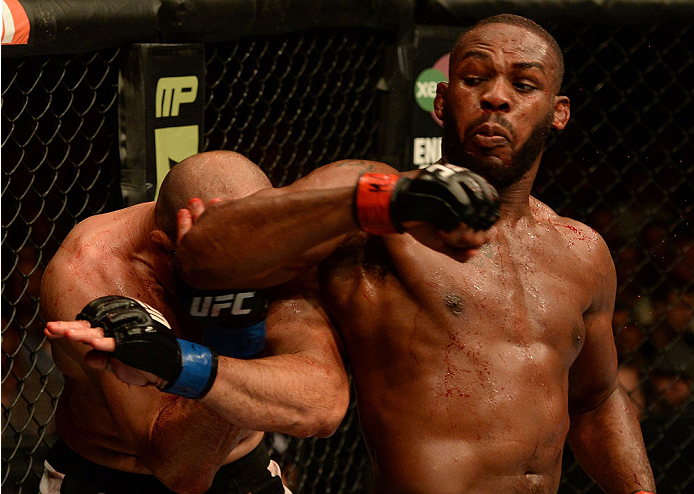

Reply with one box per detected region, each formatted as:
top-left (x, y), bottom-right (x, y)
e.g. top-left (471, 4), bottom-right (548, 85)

top-left (456, 23), bottom-right (554, 68)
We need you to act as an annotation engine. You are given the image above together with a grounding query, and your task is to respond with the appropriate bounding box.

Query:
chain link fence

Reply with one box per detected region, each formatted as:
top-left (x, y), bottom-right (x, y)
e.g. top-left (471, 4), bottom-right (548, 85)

top-left (2, 21), bottom-right (693, 494)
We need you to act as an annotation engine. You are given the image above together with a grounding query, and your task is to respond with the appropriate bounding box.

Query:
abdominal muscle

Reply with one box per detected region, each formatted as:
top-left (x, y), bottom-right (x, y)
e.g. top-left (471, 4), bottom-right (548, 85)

top-left (327, 276), bottom-right (571, 494)
top-left (354, 369), bottom-right (568, 494)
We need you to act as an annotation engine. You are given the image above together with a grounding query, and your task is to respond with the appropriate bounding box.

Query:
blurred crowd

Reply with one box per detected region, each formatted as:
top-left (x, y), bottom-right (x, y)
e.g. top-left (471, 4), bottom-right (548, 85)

top-left (590, 204), bottom-right (693, 421)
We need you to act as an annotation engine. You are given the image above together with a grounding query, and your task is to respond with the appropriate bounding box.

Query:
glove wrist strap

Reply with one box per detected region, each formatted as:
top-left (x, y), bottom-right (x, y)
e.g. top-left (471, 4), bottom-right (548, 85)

top-left (354, 173), bottom-right (402, 234)
top-left (162, 340), bottom-right (218, 399)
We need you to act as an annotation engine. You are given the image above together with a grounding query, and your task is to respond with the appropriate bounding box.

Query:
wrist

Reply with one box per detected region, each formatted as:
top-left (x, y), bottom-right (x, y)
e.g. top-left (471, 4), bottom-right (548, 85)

top-left (354, 173), bottom-right (403, 234)
top-left (161, 339), bottom-right (218, 399)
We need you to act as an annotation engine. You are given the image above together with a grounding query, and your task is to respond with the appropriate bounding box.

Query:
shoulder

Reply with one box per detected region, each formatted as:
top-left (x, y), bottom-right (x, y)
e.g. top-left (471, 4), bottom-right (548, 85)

top-left (290, 160), bottom-right (401, 190)
top-left (325, 159), bottom-right (400, 175)
top-left (532, 199), bottom-right (616, 296)
top-left (49, 210), bottom-right (126, 268)
top-left (533, 198), bottom-right (609, 252)
top-left (41, 210), bottom-right (142, 320)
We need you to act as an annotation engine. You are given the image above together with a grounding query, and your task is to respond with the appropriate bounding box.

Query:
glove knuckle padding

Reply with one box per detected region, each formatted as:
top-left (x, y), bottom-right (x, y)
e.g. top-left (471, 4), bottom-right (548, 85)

top-left (77, 296), bottom-right (182, 383)
top-left (444, 165), bottom-right (499, 230)
top-left (77, 295), bottom-right (138, 329)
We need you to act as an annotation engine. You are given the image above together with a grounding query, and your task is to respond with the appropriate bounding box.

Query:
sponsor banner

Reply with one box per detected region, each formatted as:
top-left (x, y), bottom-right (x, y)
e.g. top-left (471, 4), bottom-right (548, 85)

top-left (2, 0), bottom-right (29, 45)
top-left (410, 26), bottom-right (461, 169)
top-left (119, 44), bottom-right (205, 205)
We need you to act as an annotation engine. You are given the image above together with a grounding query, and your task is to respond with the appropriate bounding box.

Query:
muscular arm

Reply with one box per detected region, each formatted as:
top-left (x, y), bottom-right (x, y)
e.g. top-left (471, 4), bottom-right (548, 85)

top-left (566, 236), bottom-right (655, 493)
top-left (198, 273), bottom-right (350, 437)
top-left (175, 159), bottom-right (393, 289)
top-left (175, 158), bottom-right (492, 289)
top-left (41, 242), bottom-right (242, 493)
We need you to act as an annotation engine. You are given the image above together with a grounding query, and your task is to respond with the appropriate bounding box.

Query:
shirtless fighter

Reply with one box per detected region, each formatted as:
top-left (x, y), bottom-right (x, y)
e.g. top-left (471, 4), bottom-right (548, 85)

top-left (172, 14), bottom-right (657, 493)
top-left (39, 152), bottom-right (351, 494)
top-left (47, 14), bottom-right (656, 494)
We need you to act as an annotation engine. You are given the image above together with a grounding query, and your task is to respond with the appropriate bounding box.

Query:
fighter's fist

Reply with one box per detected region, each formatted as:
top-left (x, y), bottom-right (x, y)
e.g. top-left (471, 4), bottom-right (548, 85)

top-left (77, 296), bottom-right (218, 399)
top-left (354, 164), bottom-right (499, 234)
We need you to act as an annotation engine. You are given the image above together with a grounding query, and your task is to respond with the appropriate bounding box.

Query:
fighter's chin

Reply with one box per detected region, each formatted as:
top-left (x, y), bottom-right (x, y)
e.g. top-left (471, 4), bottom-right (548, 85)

top-left (463, 145), bottom-right (512, 166)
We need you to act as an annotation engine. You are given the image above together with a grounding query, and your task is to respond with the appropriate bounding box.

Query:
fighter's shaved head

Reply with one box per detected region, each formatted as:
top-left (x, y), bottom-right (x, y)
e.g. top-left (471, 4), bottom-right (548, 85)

top-left (154, 151), bottom-right (272, 241)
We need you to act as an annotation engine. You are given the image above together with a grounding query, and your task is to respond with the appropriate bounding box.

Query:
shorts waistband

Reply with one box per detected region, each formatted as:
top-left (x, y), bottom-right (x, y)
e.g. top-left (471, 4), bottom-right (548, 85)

top-left (46, 438), bottom-right (273, 494)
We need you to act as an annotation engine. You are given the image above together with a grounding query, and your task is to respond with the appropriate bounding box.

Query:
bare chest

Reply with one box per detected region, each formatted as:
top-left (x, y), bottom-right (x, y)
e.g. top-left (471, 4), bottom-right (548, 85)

top-left (408, 241), bottom-right (590, 355)
top-left (326, 236), bottom-right (593, 373)
top-left (447, 244), bottom-right (584, 341)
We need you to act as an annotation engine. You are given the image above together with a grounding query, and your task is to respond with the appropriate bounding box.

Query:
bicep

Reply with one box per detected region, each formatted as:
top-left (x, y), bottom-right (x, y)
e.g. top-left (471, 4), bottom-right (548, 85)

top-left (281, 159), bottom-right (399, 191)
top-left (263, 276), bottom-right (346, 367)
top-left (568, 245), bottom-right (619, 413)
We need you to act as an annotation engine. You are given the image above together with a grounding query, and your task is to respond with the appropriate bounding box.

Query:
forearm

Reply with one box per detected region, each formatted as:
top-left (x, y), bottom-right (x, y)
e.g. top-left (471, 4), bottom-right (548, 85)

top-left (176, 187), bottom-right (359, 289)
top-left (567, 386), bottom-right (655, 493)
top-left (200, 353), bottom-right (350, 438)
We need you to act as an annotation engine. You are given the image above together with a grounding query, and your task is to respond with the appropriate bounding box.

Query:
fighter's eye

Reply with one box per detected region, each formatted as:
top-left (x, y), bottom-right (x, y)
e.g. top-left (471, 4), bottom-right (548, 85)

top-left (513, 82), bottom-right (536, 92)
top-left (463, 77), bottom-right (485, 86)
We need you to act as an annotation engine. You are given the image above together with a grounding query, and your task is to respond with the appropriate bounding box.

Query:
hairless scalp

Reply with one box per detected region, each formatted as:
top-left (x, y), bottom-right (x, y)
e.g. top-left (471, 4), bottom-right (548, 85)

top-left (154, 151), bottom-right (272, 241)
top-left (450, 14), bottom-right (565, 93)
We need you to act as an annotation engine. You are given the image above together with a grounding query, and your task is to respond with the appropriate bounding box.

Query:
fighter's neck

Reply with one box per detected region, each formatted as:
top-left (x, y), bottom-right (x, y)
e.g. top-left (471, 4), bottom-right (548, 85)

top-left (120, 202), bottom-right (177, 296)
top-left (495, 175), bottom-right (536, 225)
top-left (119, 202), bottom-right (158, 254)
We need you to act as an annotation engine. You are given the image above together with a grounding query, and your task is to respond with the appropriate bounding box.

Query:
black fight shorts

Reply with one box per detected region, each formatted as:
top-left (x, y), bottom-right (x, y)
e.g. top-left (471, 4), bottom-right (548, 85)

top-left (43, 437), bottom-right (287, 494)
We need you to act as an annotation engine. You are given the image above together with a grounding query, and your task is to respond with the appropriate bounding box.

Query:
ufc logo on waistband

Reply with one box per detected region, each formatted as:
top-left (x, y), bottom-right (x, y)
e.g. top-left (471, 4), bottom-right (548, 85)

top-left (189, 292), bottom-right (256, 317)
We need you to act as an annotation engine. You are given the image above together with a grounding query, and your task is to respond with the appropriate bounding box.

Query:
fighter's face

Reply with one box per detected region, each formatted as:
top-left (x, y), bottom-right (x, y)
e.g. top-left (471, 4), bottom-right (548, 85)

top-left (435, 23), bottom-right (569, 190)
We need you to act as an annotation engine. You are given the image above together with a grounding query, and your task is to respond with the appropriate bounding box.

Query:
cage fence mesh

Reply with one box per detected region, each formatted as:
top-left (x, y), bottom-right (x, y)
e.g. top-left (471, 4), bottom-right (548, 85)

top-left (2, 23), bottom-right (693, 494)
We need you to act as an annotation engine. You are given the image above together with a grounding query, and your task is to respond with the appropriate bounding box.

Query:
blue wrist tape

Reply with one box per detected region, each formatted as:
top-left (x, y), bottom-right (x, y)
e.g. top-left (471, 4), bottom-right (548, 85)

top-left (163, 339), bottom-right (218, 399)
top-left (203, 320), bottom-right (267, 359)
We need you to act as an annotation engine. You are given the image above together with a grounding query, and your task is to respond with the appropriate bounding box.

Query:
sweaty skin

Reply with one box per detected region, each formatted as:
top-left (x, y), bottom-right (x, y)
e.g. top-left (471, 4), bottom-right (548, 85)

top-left (58, 18), bottom-right (654, 494)
top-left (41, 152), bottom-right (350, 493)
top-left (41, 204), bottom-right (255, 490)
top-left (320, 201), bottom-right (616, 493)
top-left (308, 21), bottom-right (652, 493)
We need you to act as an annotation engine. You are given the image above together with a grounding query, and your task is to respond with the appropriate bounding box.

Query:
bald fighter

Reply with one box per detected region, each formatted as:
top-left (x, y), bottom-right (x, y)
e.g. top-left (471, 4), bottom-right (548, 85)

top-left (42, 148), bottom-right (497, 493)
top-left (40, 151), bottom-right (350, 494)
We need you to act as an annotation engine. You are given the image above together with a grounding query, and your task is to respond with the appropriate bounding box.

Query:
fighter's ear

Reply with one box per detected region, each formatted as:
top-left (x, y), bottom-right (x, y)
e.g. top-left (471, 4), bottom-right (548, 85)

top-left (552, 95), bottom-right (570, 130)
top-left (150, 229), bottom-right (174, 257)
top-left (434, 82), bottom-right (448, 121)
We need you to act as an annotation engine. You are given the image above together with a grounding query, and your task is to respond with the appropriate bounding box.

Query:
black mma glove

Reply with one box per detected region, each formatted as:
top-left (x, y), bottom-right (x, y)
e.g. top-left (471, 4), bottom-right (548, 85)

top-left (175, 272), bottom-right (268, 359)
top-left (77, 295), bottom-right (217, 399)
top-left (354, 163), bottom-right (500, 234)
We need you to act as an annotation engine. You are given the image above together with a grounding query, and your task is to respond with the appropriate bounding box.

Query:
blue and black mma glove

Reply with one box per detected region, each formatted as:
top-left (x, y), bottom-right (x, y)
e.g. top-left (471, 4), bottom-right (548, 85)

top-left (175, 272), bottom-right (268, 359)
top-left (354, 163), bottom-right (500, 234)
top-left (77, 296), bottom-right (217, 399)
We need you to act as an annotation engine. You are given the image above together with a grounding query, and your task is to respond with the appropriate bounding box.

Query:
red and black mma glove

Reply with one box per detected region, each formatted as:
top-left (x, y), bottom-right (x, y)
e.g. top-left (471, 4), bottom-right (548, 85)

top-left (77, 296), bottom-right (217, 399)
top-left (354, 163), bottom-right (500, 234)
top-left (174, 271), bottom-right (268, 359)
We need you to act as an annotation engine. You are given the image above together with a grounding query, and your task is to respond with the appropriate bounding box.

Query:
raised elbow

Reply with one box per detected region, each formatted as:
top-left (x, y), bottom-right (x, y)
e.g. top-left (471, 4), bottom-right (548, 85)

top-left (310, 403), bottom-right (350, 438)
top-left (296, 378), bottom-right (351, 438)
